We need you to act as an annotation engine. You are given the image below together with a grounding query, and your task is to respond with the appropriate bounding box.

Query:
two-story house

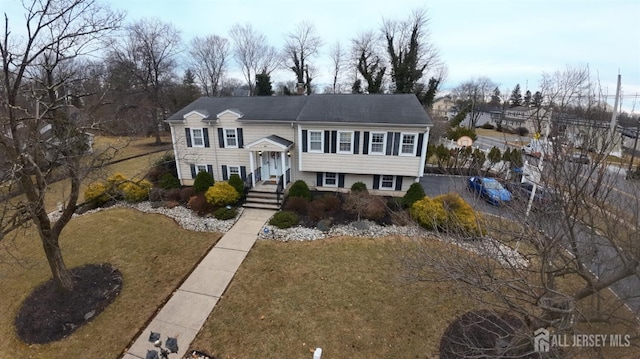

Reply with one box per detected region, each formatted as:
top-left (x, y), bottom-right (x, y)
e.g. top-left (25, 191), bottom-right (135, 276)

top-left (166, 94), bottom-right (432, 204)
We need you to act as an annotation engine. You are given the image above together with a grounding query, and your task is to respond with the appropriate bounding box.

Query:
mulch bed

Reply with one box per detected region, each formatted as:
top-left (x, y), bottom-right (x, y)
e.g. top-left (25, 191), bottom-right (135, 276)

top-left (14, 263), bottom-right (123, 344)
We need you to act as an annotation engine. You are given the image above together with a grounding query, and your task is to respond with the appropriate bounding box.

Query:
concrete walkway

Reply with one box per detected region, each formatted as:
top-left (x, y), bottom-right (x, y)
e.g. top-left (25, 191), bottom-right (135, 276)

top-left (122, 208), bottom-right (275, 359)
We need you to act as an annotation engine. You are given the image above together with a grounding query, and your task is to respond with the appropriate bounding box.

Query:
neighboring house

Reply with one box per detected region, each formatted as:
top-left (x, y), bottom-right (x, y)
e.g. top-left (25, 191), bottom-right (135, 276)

top-left (552, 115), bottom-right (613, 151)
top-left (432, 95), bottom-right (455, 119)
top-left (166, 94), bottom-right (432, 199)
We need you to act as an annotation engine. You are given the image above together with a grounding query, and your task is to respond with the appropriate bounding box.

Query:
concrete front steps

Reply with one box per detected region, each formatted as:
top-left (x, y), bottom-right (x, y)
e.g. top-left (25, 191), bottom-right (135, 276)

top-left (244, 190), bottom-right (281, 210)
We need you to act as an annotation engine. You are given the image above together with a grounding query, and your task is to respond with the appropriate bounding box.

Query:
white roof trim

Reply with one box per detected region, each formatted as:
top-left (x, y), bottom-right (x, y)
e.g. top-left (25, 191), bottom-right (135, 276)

top-left (245, 137), bottom-right (290, 150)
top-left (183, 110), bottom-right (210, 120)
top-left (216, 109), bottom-right (244, 119)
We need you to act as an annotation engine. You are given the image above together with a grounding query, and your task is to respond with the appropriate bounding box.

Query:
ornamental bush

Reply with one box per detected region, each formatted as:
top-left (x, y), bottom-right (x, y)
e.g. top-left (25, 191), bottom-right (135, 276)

top-left (269, 211), bottom-right (299, 229)
top-left (403, 182), bottom-right (426, 208)
top-left (288, 180), bottom-right (311, 200)
top-left (411, 192), bottom-right (482, 236)
top-left (158, 173), bottom-right (180, 189)
top-left (228, 174), bottom-right (245, 197)
top-left (205, 182), bottom-right (240, 206)
top-left (343, 192), bottom-right (386, 222)
top-left (121, 180), bottom-right (153, 202)
top-left (350, 181), bottom-right (368, 193)
top-left (283, 196), bottom-right (309, 215)
top-left (213, 207), bottom-right (238, 220)
top-left (188, 193), bottom-right (213, 215)
top-left (194, 170), bottom-right (214, 193)
top-left (84, 182), bottom-right (110, 206)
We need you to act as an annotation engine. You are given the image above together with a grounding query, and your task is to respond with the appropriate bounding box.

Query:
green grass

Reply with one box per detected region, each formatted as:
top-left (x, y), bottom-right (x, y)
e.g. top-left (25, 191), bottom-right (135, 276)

top-left (0, 208), bottom-right (221, 358)
top-left (190, 237), bottom-right (480, 358)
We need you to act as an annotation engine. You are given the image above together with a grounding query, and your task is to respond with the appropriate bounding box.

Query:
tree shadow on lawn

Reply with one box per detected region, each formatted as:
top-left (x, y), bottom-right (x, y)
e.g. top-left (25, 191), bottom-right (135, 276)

top-left (14, 263), bottom-right (122, 344)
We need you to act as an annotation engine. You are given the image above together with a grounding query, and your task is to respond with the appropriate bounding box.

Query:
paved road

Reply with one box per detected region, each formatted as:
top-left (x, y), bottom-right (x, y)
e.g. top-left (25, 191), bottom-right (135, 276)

top-left (419, 174), bottom-right (640, 314)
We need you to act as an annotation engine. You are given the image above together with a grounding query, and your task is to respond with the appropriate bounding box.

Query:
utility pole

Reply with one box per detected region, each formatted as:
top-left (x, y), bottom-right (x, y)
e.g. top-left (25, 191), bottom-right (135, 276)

top-left (609, 73), bottom-right (622, 153)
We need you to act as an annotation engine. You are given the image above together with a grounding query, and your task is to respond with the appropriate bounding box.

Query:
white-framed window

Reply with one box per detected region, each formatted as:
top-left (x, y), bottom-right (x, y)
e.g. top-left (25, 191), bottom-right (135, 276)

top-left (400, 133), bottom-right (418, 156)
top-left (224, 128), bottom-right (238, 148)
top-left (338, 131), bottom-right (353, 154)
top-left (309, 130), bottom-right (323, 152)
top-left (369, 132), bottom-right (386, 154)
top-left (227, 165), bottom-right (240, 178)
top-left (323, 172), bottom-right (337, 187)
top-left (191, 128), bottom-right (204, 147)
top-left (195, 164), bottom-right (208, 174)
top-left (380, 175), bottom-right (395, 190)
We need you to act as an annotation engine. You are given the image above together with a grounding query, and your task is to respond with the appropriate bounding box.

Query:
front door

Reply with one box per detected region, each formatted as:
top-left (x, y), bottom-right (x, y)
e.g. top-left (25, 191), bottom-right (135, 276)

top-left (261, 151), bottom-right (282, 180)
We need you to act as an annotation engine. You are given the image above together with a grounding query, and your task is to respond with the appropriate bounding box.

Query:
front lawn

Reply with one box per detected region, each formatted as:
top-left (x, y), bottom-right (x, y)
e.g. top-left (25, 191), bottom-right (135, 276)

top-left (189, 237), bottom-right (481, 358)
top-left (0, 208), bottom-right (221, 358)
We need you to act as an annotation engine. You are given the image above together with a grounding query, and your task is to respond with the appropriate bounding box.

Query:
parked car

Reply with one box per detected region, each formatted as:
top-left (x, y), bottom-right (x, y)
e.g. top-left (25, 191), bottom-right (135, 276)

top-left (467, 177), bottom-right (512, 205)
top-left (566, 153), bottom-right (590, 164)
top-left (506, 181), bottom-right (559, 211)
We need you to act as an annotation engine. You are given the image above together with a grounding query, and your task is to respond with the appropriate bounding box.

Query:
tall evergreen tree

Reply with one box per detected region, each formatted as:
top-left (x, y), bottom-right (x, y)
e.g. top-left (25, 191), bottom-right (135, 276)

top-left (255, 71), bottom-right (273, 96)
top-left (351, 79), bottom-right (363, 94)
top-left (523, 90), bottom-right (532, 107)
top-left (509, 84), bottom-right (523, 107)
top-left (489, 86), bottom-right (501, 106)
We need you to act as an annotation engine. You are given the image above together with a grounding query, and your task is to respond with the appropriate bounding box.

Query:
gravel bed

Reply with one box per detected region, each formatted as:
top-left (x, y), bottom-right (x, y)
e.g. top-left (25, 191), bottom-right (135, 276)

top-left (48, 201), bottom-right (242, 233)
top-left (49, 204), bottom-right (527, 267)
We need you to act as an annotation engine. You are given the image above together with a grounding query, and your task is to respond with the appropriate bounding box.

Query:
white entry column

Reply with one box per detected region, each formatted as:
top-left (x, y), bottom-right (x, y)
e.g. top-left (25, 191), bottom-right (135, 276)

top-left (280, 151), bottom-right (286, 187)
top-left (249, 151), bottom-right (255, 187)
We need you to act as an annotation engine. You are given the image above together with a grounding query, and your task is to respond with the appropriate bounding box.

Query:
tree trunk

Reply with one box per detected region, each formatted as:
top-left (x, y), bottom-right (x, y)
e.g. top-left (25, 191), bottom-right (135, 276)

top-left (41, 235), bottom-right (74, 291)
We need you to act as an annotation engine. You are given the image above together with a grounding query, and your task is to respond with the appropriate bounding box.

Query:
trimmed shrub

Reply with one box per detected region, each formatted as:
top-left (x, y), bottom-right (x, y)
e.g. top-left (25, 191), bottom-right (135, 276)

top-left (228, 174), bottom-right (245, 197)
top-left (403, 182), bottom-right (426, 208)
top-left (84, 182), bottom-right (110, 206)
top-left (188, 193), bottom-right (213, 215)
top-left (213, 207), bottom-right (238, 220)
top-left (121, 180), bottom-right (152, 202)
top-left (313, 195), bottom-right (341, 215)
top-left (387, 197), bottom-right (405, 211)
top-left (343, 192), bottom-right (386, 222)
top-left (288, 180), bottom-right (311, 200)
top-left (283, 196), bottom-right (309, 215)
top-left (515, 126), bottom-right (529, 136)
top-left (205, 182), bottom-right (240, 206)
top-left (158, 173), bottom-right (180, 189)
top-left (411, 193), bottom-right (482, 236)
top-left (269, 211), bottom-right (299, 229)
top-left (149, 188), bottom-right (166, 202)
top-left (146, 166), bottom-right (170, 183)
top-left (179, 187), bottom-right (196, 204)
top-left (480, 123), bottom-right (495, 130)
top-left (166, 188), bottom-right (182, 202)
top-left (193, 171), bottom-right (214, 193)
top-left (350, 181), bottom-right (368, 193)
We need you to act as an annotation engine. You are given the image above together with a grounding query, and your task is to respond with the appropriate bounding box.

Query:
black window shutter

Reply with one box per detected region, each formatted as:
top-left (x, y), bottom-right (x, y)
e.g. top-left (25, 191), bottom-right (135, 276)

top-left (221, 165), bottom-right (228, 180)
top-left (323, 130), bottom-right (330, 153)
top-left (185, 128), bottom-right (192, 147)
top-left (217, 128), bottom-right (225, 148)
top-left (302, 130), bottom-right (308, 152)
top-left (392, 132), bottom-right (401, 156)
top-left (207, 165), bottom-right (213, 176)
top-left (316, 172), bottom-right (323, 186)
top-left (373, 175), bottom-right (380, 190)
top-left (338, 173), bottom-right (345, 188)
top-left (203, 128), bottom-right (210, 148)
top-left (354, 131), bottom-right (360, 154)
top-left (238, 128), bottom-right (244, 148)
top-left (395, 176), bottom-right (403, 191)
top-left (190, 164), bottom-right (196, 178)
top-left (330, 130), bottom-right (337, 153)
top-left (363, 131), bottom-right (369, 154)
top-left (416, 133), bottom-right (424, 157)
top-left (386, 132), bottom-right (394, 155)
top-left (240, 166), bottom-right (247, 181)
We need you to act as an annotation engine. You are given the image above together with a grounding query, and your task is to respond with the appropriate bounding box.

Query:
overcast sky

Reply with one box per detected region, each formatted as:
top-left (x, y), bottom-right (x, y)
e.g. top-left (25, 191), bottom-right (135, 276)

top-left (4, 0), bottom-right (640, 112)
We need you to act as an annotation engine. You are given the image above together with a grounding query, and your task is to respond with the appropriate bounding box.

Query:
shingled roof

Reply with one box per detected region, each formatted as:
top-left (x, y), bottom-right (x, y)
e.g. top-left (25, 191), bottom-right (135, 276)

top-left (166, 94), bottom-right (432, 126)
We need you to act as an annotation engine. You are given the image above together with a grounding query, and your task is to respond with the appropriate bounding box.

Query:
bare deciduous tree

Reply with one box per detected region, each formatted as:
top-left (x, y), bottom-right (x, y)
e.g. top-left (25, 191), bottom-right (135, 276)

top-left (283, 21), bottom-right (323, 95)
top-left (329, 41), bottom-right (346, 94)
top-left (110, 18), bottom-right (181, 144)
top-left (351, 30), bottom-right (386, 94)
top-left (382, 8), bottom-right (439, 94)
top-left (0, 0), bottom-right (123, 291)
top-left (189, 34), bottom-right (230, 97)
top-left (229, 24), bottom-right (278, 96)
top-left (451, 77), bottom-right (497, 128)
